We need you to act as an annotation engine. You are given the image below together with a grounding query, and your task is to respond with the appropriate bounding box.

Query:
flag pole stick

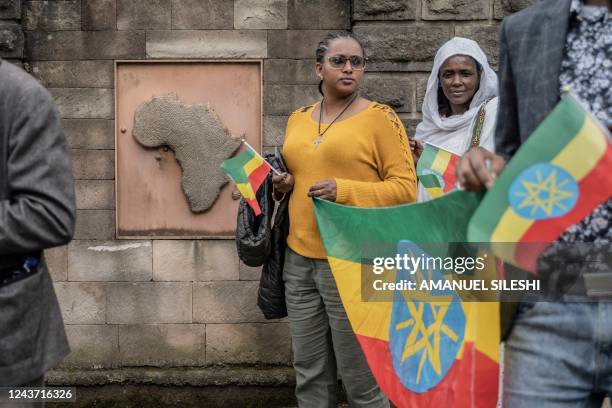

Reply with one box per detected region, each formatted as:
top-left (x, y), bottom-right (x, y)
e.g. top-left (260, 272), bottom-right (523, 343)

top-left (242, 139), bottom-right (282, 176)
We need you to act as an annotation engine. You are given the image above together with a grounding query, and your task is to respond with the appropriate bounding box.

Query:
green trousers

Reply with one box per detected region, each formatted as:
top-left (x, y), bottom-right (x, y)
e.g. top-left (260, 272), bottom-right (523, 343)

top-left (283, 248), bottom-right (389, 408)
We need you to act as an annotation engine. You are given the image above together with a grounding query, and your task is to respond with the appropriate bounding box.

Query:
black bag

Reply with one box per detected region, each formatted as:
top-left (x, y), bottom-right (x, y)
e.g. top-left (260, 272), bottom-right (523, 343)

top-left (235, 154), bottom-right (289, 319)
top-left (235, 171), bottom-right (274, 267)
top-left (257, 191), bottom-right (289, 319)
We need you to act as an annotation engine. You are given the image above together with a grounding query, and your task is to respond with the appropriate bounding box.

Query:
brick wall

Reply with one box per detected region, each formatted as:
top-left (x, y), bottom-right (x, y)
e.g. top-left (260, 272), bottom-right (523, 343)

top-left (10, 0), bottom-right (540, 384)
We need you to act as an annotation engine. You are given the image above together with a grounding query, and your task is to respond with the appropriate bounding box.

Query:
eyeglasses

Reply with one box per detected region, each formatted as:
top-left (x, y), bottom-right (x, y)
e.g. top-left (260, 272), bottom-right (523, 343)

top-left (325, 55), bottom-right (366, 70)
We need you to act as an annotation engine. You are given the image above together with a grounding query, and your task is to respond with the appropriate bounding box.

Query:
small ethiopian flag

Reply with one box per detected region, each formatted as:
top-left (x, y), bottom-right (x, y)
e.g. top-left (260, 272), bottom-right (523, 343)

top-left (416, 143), bottom-right (460, 199)
top-left (221, 142), bottom-right (271, 216)
top-left (468, 95), bottom-right (612, 273)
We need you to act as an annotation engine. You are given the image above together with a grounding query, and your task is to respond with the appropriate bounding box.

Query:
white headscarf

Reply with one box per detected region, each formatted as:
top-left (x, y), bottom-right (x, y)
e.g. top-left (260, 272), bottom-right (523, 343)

top-left (415, 37), bottom-right (498, 154)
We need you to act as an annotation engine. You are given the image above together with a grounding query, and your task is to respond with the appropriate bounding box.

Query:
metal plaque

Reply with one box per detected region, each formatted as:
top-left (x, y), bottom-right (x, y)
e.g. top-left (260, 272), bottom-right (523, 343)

top-left (115, 61), bottom-right (262, 238)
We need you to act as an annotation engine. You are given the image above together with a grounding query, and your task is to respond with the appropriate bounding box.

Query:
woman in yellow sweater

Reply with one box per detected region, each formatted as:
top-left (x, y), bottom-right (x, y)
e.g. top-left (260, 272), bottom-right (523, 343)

top-left (272, 32), bottom-right (417, 408)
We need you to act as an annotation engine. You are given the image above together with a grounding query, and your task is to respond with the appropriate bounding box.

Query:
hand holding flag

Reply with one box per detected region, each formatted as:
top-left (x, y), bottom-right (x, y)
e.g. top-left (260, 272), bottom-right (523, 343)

top-left (416, 143), bottom-right (461, 198)
top-left (468, 95), bottom-right (612, 273)
top-left (220, 140), bottom-right (278, 216)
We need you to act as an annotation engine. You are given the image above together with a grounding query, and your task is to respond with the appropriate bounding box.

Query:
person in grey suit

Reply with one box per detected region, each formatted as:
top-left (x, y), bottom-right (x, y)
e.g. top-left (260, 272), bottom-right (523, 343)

top-left (0, 58), bottom-right (75, 392)
top-left (458, 0), bottom-right (611, 406)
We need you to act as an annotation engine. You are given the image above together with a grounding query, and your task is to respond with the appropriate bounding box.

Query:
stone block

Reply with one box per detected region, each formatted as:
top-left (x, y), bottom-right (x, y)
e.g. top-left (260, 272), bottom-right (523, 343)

top-left (146, 30), bottom-right (267, 58)
top-left (416, 76), bottom-right (427, 112)
top-left (0, 0), bottom-right (21, 19)
top-left (171, 0), bottom-right (232, 29)
top-left (27, 31), bottom-right (145, 60)
top-left (267, 30), bottom-right (329, 59)
top-left (353, 0), bottom-right (417, 20)
top-left (234, 0), bottom-right (287, 29)
top-left (239, 262), bottom-right (262, 281)
top-left (63, 119), bottom-right (114, 150)
top-left (82, 0), bottom-right (116, 30)
top-left (74, 210), bottom-right (116, 240)
top-left (193, 281), bottom-right (266, 323)
top-left (455, 24), bottom-right (500, 67)
top-left (401, 117), bottom-right (422, 138)
top-left (364, 60), bottom-right (434, 73)
top-left (32, 61), bottom-right (114, 88)
top-left (75, 179), bottom-right (115, 210)
top-left (68, 240), bottom-right (152, 281)
top-left (206, 323), bottom-right (291, 364)
top-left (119, 324), bottom-right (206, 366)
top-left (354, 25), bottom-right (451, 64)
top-left (263, 115), bottom-right (288, 146)
top-left (49, 88), bottom-right (113, 119)
top-left (360, 74), bottom-right (413, 113)
top-left (61, 325), bottom-right (120, 369)
top-left (107, 282), bottom-right (192, 324)
top-left (71, 149), bottom-right (115, 179)
top-left (264, 59), bottom-right (317, 84)
top-left (117, 0), bottom-right (171, 30)
top-left (287, 0), bottom-right (349, 29)
top-left (494, 0), bottom-right (539, 19)
top-left (263, 84), bottom-right (319, 116)
top-left (153, 240), bottom-right (239, 282)
top-left (45, 245), bottom-right (68, 282)
top-left (0, 22), bottom-right (23, 59)
top-left (54, 282), bottom-right (106, 324)
top-left (422, 0), bottom-right (489, 20)
top-left (24, 1), bottom-right (81, 31)
top-left (263, 146), bottom-right (275, 157)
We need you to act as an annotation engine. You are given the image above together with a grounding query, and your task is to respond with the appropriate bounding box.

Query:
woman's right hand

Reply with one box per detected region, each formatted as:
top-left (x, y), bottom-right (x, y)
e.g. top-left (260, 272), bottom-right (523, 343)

top-left (409, 138), bottom-right (424, 163)
top-left (272, 172), bottom-right (294, 194)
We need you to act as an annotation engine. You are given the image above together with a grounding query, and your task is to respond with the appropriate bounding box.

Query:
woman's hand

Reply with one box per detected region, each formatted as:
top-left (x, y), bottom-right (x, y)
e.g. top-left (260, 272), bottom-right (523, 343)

top-left (409, 138), bottom-right (424, 163)
top-left (308, 179), bottom-right (337, 202)
top-left (272, 172), bottom-right (294, 194)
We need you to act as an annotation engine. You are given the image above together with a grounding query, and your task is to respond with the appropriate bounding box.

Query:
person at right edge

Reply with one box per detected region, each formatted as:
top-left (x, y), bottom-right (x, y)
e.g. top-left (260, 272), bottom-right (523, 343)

top-left (272, 32), bottom-right (417, 407)
top-left (0, 57), bottom-right (76, 405)
top-left (458, 0), bottom-right (612, 406)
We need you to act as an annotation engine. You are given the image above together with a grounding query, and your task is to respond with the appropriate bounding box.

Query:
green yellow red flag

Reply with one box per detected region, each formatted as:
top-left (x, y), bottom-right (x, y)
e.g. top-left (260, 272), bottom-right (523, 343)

top-left (468, 95), bottom-right (612, 272)
top-left (221, 143), bottom-right (271, 215)
top-left (313, 192), bottom-right (500, 408)
top-left (416, 143), bottom-right (460, 198)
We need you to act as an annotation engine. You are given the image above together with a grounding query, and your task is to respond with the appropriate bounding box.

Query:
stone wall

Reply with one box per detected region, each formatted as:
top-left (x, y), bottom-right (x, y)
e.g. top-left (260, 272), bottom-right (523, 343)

top-left (9, 0), bottom-right (540, 387)
top-left (0, 0), bottom-right (23, 65)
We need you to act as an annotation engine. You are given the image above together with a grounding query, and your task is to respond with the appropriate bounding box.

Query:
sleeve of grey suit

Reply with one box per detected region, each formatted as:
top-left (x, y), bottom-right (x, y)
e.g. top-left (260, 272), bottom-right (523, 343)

top-left (0, 85), bottom-right (76, 255)
top-left (494, 19), bottom-right (522, 161)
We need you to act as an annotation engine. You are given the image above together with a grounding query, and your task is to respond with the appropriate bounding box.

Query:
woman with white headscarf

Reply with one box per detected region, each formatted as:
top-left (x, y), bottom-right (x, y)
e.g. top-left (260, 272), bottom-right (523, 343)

top-left (411, 37), bottom-right (499, 201)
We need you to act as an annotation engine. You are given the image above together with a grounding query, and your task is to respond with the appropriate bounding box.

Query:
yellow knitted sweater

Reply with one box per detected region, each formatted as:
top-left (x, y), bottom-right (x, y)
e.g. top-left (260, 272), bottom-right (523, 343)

top-left (283, 102), bottom-right (417, 259)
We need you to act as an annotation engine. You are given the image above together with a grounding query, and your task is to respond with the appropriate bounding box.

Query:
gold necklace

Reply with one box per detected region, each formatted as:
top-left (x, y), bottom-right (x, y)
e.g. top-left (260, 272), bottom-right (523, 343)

top-left (313, 93), bottom-right (359, 149)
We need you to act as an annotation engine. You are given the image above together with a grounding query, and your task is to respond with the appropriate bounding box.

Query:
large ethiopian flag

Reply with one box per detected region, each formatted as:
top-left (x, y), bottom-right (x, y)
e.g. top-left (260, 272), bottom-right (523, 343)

top-left (313, 192), bottom-right (500, 408)
top-left (468, 95), bottom-right (612, 273)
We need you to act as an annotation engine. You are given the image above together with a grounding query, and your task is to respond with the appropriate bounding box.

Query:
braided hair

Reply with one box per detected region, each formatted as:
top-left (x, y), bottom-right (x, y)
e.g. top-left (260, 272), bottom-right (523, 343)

top-left (315, 32), bottom-right (366, 96)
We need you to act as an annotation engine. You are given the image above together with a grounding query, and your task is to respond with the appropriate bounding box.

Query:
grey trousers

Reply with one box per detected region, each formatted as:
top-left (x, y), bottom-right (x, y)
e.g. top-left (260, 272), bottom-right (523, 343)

top-left (283, 248), bottom-right (389, 408)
